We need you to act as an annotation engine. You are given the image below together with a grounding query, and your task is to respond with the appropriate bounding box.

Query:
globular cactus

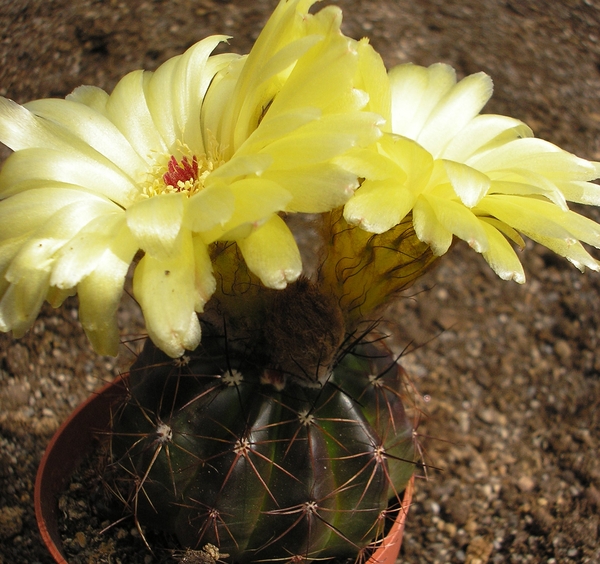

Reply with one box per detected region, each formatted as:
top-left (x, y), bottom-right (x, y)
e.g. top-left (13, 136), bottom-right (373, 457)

top-left (107, 279), bottom-right (417, 563)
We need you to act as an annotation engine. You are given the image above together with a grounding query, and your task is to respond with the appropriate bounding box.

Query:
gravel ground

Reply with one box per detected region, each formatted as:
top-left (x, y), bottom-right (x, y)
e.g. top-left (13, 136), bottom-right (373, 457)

top-left (1, 1), bottom-right (599, 563)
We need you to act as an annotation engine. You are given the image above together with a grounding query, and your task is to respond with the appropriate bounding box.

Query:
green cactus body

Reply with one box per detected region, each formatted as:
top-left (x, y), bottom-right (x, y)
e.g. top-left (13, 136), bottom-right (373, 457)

top-left (109, 335), bottom-right (415, 563)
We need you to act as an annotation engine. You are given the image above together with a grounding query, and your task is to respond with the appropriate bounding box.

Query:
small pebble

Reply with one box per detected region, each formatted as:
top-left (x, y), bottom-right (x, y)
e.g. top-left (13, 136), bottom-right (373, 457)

top-left (517, 475), bottom-right (536, 492)
top-left (0, 506), bottom-right (24, 539)
top-left (75, 531), bottom-right (87, 548)
top-left (477, 407), bottom-right (507, 426)
top-left (465, 535), bottom-right (494, 564)
top-left (554, 339), bottom-right (572, 361)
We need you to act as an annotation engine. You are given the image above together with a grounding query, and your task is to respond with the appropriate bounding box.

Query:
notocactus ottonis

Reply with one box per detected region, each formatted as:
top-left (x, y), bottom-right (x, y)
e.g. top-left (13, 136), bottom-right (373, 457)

top-left (107, 279), bottom-right (417, 563)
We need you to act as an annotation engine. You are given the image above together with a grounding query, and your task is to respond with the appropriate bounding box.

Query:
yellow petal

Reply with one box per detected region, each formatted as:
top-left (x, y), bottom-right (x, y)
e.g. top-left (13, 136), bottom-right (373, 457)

top-left (0, 147), bottom-right (138, 207)
top-left (389, 63), bottom-right (456, 140)
top-left (489, 173), bottom-right (568, 211)
top-left (417, 71), bottom-right (493, 157)
top-left (236, 215), bottom-right (301, 289)
top-left (77, 237), bottom-right (136, 356)
top-left (145, 36), bottom-right (230, 151)
top-left (186, 184), bottom-right (235, 233)
top-left (24, 97), bottom-right (146, 178)
top-left (203, 178), bottom-right (291, 243)
top-left (260, 111), bottom-right (382, 169)
top-left (0, 97), bottom-right (72, 152)
top-left (380, 134), bottom-right (434, 189)
top-left (206, 153), bottom-right (273, 181)
top-left (0, 99), bottom-right (139, 205)
top-left (220, 0), bottom-right (324, 149)
top-left (442, 159), bottom-right (491, 208)
top-left (412, 195), bottom-right (453, 256)
top-left (0, 235), bottom-right (28, 276)
top-left (344, 179), bottom-right (415, 234)
top-left (67, 85), bottom-right (110, 114)
top-left (425, 193), bottom-right (489, 253)
top-left (444, 114), bottom-right (532, 162)
top-left (0, 187), bottom-right (105, 241)
top-left (192, 236), bottom-right (216, 311)
top-left (233, 108), bottom-right (321, 158)
top-left (475, 195), bottom-right (578, 242)
top-left (5, 197), bottom-right (119, 283)
top-left (254, 34), bottom-right (323, 106)
top-left (265, 32), bottom-right (360, 119)
top-left (479, 217), bottom-right (525, 249)
top-left (46, 286), bottom-right (75, 308)
top-left (474, 197), bottom-right (600, 271)
top-left (479, 219), bottom-right (526, 283)
top-left (545, 207), bottom-right (600, 249)
top-left (558, 179), bottom-right (600, 206)
top-left (264, 163), bottom-right (359, 213)
top-left (133, 231), bottom-right (201, 358)
top-left (0, 269), bottom-right (50, 337)
top-left (105, 69), bottom-right (167, 162)
top-left (200, 56), bottom-right (245, 157)
top-left (126, 192), bottom-right (184, 260)
top-left (333, 145), bottom-right (406, 181)
top-left (471, 137), bottom-right (598, 181)
top-left (354, 38), bottom-right (391, 120)
top-left (541, 240), bottom-right (600, 272)
top-left (51, 212), bottom-right (135, 290)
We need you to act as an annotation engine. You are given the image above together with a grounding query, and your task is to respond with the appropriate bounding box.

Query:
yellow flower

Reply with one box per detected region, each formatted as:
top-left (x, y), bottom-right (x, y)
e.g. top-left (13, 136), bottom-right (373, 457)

top-left (0, 0), bottom-right (383, 357)
top-left (202, 0), bottom-right (383, 285)
top-left (343, 62), bottom-right (600, 282)
top-left (0, 37), bottom-right (235, 358)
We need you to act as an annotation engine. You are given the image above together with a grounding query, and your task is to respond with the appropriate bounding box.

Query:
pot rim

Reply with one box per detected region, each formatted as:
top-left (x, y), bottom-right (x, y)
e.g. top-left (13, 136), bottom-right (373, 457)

top-left (35, 375), bottom-right (413, 564)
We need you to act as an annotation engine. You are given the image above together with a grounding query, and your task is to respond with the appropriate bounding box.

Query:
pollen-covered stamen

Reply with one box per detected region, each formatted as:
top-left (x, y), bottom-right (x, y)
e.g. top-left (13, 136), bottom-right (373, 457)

top-left (139, 137), bottom-right (225, 200)
top-left (163, 155), bottom-right (199, 190)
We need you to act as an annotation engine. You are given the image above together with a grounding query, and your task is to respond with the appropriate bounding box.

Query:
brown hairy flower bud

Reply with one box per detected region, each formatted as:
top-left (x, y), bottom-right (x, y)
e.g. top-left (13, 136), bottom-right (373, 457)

top-left (262, 277), bottom-right (345, 386)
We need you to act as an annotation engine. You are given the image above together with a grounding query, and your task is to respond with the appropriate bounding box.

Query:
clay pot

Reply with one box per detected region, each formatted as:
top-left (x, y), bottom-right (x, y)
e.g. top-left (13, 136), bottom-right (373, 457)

top-left (35, 376), bottom-right (413, 564)
top-left (34, 375), bottom-right (129, 564)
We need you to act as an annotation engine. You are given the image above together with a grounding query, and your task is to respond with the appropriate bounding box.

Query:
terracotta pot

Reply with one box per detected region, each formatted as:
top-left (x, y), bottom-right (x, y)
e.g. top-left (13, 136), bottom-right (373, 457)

top-left (34, 375), bottom-right (129, 564)
top-left (370, 474), bottom-right (414, 564)
top-left (35, 376), bottom-right (413, 564)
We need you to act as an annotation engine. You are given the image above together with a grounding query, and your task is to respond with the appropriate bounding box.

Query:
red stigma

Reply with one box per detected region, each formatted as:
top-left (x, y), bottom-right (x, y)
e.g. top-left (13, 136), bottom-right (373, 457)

top-left (163, 155), bottom-right (199, 188)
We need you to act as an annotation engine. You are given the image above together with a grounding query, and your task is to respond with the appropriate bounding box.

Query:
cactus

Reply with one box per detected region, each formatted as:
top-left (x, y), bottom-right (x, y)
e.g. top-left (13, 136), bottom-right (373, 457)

top-left (107, 280), bottom-right (417, 563)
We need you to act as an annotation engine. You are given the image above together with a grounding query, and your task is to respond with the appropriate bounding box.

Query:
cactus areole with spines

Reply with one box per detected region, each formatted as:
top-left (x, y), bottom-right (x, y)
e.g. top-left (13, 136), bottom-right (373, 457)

top-left (109, 280), bottom-right (417, 564)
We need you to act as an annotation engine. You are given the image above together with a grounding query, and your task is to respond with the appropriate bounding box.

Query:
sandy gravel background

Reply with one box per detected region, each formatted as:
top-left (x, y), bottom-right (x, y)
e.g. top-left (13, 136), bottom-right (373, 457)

top-left (0, 1), bottom-right (599, 563)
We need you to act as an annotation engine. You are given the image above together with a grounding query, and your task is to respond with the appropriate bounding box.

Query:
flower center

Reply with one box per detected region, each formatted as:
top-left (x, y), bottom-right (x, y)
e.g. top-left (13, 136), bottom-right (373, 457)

top-left (163, 155), bottom-right (200, 192)
top-left (138, 139), bottom-right (224, 200)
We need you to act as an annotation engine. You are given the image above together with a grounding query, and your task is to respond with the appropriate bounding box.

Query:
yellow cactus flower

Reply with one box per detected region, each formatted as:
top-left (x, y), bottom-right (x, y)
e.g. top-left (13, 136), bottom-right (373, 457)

top-left (202, 0), bottom-right (384, 285)
top-left (0, 0), bottom-right (383, 357)
top-left (343, 62), bottom-right (600, 282)
top-left (0, 37), bottom-right (237, 358)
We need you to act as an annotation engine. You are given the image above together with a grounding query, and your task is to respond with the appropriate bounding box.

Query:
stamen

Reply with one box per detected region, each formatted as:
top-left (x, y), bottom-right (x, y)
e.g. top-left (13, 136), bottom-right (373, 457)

top-left (137, 137), bottom-right (225, 200)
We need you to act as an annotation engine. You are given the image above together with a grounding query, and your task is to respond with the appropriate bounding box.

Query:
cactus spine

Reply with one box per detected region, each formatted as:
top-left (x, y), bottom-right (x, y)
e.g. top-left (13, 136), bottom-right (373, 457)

top-left (109, 324), bottom-right (415, 562)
